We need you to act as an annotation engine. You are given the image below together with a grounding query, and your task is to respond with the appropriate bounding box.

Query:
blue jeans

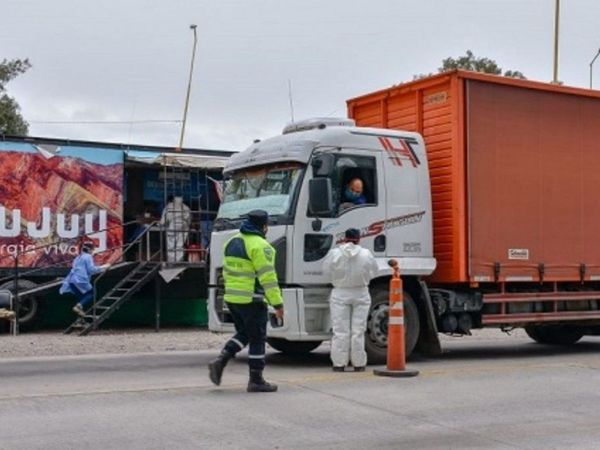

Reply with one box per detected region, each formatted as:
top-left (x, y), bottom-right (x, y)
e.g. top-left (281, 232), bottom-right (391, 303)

top-left (70, 283), bottom-right (94, 308)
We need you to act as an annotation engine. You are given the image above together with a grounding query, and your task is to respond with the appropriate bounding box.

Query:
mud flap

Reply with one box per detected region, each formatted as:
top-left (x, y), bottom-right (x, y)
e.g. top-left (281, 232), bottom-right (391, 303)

top-left (415, 280), bottom-right (442, 356)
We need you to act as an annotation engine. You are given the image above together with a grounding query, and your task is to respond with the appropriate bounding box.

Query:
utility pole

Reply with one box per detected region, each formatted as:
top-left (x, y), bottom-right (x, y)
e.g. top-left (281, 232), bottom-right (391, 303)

top-left (178, 24), bottom-right (198, 151)
top-left (552, 0), bottom-right (560, 83)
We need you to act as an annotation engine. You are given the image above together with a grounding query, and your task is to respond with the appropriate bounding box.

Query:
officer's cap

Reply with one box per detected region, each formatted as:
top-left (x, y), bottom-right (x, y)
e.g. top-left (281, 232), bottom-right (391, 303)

top-left (248, 210), bottom-right (269, 228)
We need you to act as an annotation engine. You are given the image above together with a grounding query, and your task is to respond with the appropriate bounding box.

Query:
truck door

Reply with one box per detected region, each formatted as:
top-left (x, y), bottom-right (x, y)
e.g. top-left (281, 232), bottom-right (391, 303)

top-left (292, 148), bottom-right (386, 285)
top-left (381, 136), bottom-right (431, 259)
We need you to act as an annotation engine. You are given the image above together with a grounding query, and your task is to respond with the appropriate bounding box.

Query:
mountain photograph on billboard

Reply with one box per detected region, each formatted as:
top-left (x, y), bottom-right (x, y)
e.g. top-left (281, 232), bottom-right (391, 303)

top-left (0, 141), bottom-right (123, 267)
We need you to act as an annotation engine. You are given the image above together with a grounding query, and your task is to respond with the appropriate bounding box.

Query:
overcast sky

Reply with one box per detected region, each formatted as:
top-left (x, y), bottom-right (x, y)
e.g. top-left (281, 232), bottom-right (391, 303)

top-left (3, 0), bottom-right (600, 152)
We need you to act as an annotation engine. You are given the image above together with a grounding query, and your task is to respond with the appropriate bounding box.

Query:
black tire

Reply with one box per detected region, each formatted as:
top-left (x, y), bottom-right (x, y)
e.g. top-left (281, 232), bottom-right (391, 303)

top-left (267, 338), bottom-right (322, 355)
top-left (366, 287), bottom-right (420, 364)
top-left (525, 325), bottom-right (584, 345)
top-left (0, 279), bottom-right (40, 326)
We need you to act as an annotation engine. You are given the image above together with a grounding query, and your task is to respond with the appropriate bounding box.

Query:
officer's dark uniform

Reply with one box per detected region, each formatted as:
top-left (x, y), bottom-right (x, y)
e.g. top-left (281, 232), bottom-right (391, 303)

top-left (208, 210), bottom-right (284, 393)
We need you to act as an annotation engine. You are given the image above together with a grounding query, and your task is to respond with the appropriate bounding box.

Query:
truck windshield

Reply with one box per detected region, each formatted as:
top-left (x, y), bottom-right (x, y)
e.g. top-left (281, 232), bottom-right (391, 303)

top-left (217, 163), bottom-right (304, 221)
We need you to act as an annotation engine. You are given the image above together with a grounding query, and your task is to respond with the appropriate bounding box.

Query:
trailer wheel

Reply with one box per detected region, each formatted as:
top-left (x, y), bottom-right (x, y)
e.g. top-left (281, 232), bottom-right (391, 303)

top-left (366, 287), bottom-right (420, 364)
top-left (267, 338), bottom-right (322, 355)
top-left (0, 279), bottom-right (40, 327)
top-left (525, 325), bottom-right (584, 345)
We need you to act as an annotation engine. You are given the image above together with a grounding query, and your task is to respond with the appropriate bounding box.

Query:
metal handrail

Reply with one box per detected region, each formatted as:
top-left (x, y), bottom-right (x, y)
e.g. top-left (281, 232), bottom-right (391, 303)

top-left (92, 220), bottom-right (160, 294)
top-left (90, 232), bottom-right (163, 330)
top-left (0, 220), bottom-right (139, 285)
top-left (11, 220), bottom-right (136, 259)
top-left (92, 248), bottom-right (163, 320)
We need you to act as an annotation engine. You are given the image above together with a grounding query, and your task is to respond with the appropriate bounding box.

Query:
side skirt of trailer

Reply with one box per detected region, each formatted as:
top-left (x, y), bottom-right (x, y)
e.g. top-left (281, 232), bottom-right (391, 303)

top-left (482, 290), bottom-right (600, 325)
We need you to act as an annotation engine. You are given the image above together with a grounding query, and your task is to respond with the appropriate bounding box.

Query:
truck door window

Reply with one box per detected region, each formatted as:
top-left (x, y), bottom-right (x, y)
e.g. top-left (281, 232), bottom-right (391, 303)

top-left (304, 234), bottom-right (333, 262)
top-left (333, 155), bottom-right (377, 216)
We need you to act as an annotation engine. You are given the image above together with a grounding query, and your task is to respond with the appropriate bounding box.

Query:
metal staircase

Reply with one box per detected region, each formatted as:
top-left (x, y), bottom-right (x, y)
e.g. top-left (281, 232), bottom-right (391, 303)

top-left (64, 260), bottom-right (161, 336)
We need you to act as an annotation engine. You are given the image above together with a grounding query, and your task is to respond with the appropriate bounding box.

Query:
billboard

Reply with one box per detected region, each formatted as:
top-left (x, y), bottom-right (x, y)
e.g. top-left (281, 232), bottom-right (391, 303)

top-left (0, 141), bottom-right (124, 267)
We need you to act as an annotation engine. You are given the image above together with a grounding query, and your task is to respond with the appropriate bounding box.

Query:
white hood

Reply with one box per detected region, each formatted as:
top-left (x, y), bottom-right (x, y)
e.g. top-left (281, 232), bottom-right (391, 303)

top-left (322, 243), bottom-right (378, 290)
top-left (339, 242), bottom-right (361, 258)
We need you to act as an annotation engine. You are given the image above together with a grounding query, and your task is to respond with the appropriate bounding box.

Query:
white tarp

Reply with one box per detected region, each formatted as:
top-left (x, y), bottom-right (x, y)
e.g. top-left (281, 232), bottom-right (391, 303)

top-left (159, 267), bottom-right (187, 283)
top-left (126, 150), bottom-right (229, 169)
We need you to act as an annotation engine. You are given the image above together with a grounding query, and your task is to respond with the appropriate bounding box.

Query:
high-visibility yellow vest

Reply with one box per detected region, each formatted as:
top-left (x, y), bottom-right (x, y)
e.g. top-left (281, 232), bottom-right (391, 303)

top-left (223, 232), bottom-right (283, 307)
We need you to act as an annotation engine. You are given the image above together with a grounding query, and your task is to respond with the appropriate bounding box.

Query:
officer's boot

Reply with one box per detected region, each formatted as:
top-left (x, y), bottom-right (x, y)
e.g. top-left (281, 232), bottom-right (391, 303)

top-left (208, 350), bottom-right (232, 386)
top-left (247, 369), bottom-right (278, 393)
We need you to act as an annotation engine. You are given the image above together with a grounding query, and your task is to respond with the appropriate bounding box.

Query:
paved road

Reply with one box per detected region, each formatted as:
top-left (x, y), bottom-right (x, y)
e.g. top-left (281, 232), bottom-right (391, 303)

top-left (2, 335), bottom-right (600, 449)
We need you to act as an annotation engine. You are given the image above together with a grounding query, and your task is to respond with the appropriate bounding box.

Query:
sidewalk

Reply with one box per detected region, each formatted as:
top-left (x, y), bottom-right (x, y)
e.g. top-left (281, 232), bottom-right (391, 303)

top-left (0, 328), bottom-right (230, 358)
top-left (0, 327), bottom-right (527, 359)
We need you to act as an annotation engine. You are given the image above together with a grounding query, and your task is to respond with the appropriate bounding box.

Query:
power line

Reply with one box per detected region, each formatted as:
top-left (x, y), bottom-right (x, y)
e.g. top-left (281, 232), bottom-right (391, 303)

top-left (29, 119), bottom-right (182, 125)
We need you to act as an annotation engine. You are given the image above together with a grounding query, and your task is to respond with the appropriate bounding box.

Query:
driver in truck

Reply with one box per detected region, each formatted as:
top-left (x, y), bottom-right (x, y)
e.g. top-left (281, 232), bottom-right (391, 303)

top-left (340, 177), bottom-right (366, 210)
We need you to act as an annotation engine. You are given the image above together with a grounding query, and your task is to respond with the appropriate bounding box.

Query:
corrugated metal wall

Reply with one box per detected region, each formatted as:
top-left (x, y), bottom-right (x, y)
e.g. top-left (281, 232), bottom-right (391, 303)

top-left (348, 74), bottom-right (465, 283)
top-left (467, 79), bottom-right (600, 282)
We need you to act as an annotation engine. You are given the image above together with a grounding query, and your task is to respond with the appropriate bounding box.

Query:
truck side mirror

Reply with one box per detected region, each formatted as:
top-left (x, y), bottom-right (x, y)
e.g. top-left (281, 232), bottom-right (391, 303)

top-left (311, 154), bottom-right (335, 177)
top-left (308, 178), bottom-right (334, 216)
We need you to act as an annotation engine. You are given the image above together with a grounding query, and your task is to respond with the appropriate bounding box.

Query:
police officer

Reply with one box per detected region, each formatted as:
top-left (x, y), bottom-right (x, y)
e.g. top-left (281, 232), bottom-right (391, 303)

top-left (208, 210), bottom-right (284, 393)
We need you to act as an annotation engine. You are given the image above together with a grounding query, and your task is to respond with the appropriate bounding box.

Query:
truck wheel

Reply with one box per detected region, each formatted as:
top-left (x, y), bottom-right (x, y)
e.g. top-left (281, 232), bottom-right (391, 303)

top-left (0, 279), bottom-right (40, 326)
top-left (525, 325), bottom-right (584, 345)
top-left (366, 287), bottom-right (420, 364)
top-left (267, 338), bottom-right (322, 355)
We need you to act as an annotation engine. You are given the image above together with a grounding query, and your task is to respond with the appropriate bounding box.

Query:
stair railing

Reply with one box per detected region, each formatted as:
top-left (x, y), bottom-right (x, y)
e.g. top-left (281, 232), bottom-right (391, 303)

top-left (90, 221), bottom-right (162, 324)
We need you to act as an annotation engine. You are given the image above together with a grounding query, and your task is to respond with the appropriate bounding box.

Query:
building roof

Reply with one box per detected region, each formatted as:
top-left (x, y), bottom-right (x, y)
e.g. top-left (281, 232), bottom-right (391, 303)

top-left (0, 134), bottom-right (236, 158)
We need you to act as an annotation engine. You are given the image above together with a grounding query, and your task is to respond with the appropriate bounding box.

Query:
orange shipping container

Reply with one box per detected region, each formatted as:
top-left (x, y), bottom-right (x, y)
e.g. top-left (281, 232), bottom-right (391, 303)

top-left (348, 70), bottom-right (600, 285)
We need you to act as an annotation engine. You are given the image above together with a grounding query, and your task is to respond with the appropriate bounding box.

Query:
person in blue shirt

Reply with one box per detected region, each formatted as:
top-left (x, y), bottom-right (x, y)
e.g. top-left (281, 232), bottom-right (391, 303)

top-left (340, 178), bottom-right (367, 211)
top-left (59, 241), bottom-right (109, 317)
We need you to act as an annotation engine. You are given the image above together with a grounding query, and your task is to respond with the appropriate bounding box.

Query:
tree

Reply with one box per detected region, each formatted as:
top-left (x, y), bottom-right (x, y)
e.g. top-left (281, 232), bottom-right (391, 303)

top-left (0, 58), bottom-right (31, 136)
top-left (438, 50), bottom-right (526, 79)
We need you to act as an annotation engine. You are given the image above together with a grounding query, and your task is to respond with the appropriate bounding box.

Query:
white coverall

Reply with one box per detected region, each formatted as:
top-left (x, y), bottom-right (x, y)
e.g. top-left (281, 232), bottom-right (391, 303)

top-left (161, 197), bottom-right (191, 262)
top-left (322, 242), bottom-right (378, 368)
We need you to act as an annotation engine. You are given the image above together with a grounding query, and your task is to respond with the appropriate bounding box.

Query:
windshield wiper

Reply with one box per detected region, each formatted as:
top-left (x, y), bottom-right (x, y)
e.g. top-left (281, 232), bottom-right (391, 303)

top-left (238, 213), bottom-right (281, 225)
top-left (214, 217), bottom-right (240, 230)
top-left (269, 215), bottom-right (281, 225)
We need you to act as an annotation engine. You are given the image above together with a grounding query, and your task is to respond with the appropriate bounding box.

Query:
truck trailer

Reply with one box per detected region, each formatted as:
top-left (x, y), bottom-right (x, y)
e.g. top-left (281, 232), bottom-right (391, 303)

top-left (208, 70), bottom-right (600, 362)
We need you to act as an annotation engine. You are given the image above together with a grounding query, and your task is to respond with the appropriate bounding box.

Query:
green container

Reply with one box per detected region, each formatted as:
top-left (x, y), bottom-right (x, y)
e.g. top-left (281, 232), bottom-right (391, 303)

top-left (34, 267), bottom-right (209, 330)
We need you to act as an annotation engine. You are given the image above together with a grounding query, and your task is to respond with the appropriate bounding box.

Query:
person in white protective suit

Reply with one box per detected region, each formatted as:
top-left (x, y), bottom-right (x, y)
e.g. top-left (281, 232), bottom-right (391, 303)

top-left (161, 195), bottom-right (191, 262)
top-left (322, 228), bottom-right (379, 372)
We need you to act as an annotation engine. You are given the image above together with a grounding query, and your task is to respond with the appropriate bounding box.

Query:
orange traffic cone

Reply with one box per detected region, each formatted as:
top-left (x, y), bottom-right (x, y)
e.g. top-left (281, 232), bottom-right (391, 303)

top-left (373, 259), bottom-right (419, 378)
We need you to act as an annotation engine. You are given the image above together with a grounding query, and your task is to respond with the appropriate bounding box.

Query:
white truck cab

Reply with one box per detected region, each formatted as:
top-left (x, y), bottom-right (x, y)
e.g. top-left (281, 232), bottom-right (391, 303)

top-left (208, 118), bottom-right (436, 361)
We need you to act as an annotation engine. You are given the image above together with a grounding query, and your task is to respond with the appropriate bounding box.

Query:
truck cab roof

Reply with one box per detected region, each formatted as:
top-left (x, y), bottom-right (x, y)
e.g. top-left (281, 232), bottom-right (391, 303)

top-left (224, 118), bottom-right (422, 174)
